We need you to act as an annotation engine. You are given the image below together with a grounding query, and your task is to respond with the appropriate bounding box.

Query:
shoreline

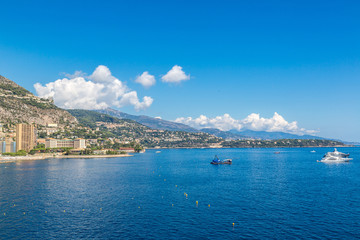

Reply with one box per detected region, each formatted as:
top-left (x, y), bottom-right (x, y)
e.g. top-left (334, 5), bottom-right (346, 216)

top-left (148, 145), bottom-right (355, 149)
top-left (0, 154), bottom-right (132, 164)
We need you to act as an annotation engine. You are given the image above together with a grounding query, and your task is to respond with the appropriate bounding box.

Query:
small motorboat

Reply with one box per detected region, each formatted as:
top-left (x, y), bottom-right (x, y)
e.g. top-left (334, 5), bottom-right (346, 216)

top-left (156, 151), bottom-right (161, 154)
top-left (310, 150), bottom-right (316, 153)
top-left (210, 155), bottom-right (232, 165)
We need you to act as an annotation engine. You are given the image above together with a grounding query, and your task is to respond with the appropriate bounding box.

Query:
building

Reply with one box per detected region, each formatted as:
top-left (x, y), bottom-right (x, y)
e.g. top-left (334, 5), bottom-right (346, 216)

top-left (45, 138), bottom-right (86, 149)
top-left (16, 124), bottom-right (36, 152)
top-left (0, 141), bottom-right (4, 153)
top-left (45, 138), bottom-right (57, 148)
top-left (74, 139), bottom-right (86, 149)
top-left (0, 138), bottom-right (16, 153)
top-left (55, 139), bottom-right (74, 148)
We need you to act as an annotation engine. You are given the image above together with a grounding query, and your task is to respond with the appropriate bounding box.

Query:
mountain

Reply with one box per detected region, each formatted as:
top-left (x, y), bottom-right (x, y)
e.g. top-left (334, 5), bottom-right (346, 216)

top-left (97, 108), bottom-right (328, 141)
top-left (0, 75), bottom-right (77, 126)
top-left (97, 108), bottom-right (198, 132)
top-left (200, 127), bottom-right (325, 140)
top-left (68, 109), bottom-right (221, 148)
top-left (229, 129), bottom-right (325, 140)
top-left (200, 128), bottom-right (247, 140)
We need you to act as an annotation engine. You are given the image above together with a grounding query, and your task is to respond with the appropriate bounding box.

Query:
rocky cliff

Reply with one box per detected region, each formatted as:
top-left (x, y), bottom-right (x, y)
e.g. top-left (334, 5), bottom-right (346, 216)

top-left (0, 75), bottom-right (77, 126)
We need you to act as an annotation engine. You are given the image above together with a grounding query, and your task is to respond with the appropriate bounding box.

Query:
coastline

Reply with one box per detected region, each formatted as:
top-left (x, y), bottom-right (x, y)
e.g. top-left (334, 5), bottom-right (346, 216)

top-left (148, 145), bottom-right (354, 149)
top-left (0, 154), bottom-right (132, 164)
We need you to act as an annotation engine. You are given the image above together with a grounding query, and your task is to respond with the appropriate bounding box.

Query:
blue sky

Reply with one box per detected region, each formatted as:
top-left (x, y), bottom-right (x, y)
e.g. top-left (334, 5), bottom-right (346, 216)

top-left (0, 0), bottom-right (359, 141)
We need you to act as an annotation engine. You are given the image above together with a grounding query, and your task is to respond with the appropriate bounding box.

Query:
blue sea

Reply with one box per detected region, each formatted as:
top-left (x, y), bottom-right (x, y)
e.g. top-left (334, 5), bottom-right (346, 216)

top-left (1, 147), bottom-right (360, 239)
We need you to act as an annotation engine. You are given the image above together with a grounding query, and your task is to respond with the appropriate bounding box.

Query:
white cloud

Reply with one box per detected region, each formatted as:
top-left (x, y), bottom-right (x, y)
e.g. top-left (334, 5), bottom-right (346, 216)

top-left (161, 65), bottom-right (190, 83)
top-left (175, 112), bottom-right (317, 135)
top-left (34, 65), bottom-right (153, 111)
top-left (89, 65), bottom-right (116, 83)
top-left (135, 71), bottom-right (156, 88)
top-left (63, 70), bottom-right (86, 79)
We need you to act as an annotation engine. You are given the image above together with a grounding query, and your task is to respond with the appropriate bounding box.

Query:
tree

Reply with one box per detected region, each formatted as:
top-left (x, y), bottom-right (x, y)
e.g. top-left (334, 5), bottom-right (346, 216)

top-left (134, 144), bottom-right (143, 153)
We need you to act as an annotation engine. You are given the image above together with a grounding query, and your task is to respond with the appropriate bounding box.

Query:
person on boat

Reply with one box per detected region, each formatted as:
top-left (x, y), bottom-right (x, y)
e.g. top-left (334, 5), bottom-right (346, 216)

top-left (213, 155), bottom-right (221, 163)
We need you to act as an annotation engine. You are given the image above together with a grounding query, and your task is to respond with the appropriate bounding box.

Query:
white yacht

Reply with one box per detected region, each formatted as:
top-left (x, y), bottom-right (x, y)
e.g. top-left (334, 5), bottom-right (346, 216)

top-left (319, 148), bottom-right (352, 163)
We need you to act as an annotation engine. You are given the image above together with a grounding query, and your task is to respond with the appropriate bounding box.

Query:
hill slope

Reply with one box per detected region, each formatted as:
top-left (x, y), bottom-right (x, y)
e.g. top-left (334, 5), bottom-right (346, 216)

top-left (68, 109), bottom-right (221, 148)
top-left (97, 108), bottom-right (198, 132)
top-left (200, 128), bottom-right (247, 140)
top-left (0, 75), bottom-right (77, 126)
top-left (230, 130), bottom-right (325, 140)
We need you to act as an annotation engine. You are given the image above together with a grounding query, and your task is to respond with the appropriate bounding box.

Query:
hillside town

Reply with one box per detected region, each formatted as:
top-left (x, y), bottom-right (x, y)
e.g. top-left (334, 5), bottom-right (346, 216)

top-left (0, 123), bottom-right (139, 157)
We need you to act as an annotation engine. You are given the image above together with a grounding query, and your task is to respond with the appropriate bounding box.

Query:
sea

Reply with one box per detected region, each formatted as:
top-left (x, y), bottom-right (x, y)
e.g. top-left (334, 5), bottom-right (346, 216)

top-left (0, 147), bottom-right (360, 239)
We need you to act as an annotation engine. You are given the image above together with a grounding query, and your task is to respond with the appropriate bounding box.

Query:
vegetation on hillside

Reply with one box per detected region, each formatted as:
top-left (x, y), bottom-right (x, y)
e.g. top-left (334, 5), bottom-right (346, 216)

top-left (67, 109), bottom-right (222, 148)
top-left (222, 139), bottom-right (345, 148)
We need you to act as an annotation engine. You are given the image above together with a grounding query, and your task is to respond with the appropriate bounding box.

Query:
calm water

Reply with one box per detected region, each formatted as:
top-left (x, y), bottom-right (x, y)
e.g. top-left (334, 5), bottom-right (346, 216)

top-left (1, 147), bottom-right (360, 239)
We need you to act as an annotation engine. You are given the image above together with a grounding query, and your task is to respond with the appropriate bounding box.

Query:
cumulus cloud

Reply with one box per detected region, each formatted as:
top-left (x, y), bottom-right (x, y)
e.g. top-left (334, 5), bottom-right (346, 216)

top-left (175, 112), bottom-right (317, 135)
top-left (34, 65), bottom-right (153, 111)
top-left (161, 65), bottom-right (190, 83)
top-left (135, 71), bottom-right (156, 88)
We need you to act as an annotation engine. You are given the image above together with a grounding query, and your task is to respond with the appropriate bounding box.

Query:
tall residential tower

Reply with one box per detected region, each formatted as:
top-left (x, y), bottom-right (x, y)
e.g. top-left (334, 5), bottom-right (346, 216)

top-left (16, 124), bottom-right (36, 152)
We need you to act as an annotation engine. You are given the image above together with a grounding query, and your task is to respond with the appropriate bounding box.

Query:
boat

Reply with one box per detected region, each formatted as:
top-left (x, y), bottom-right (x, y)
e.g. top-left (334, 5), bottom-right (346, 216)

top-left (310, 150), bottom-right (316, 153)
top-left (156, 151), bottom-right (161, 153)
top-left (318, 148), bottom-right (352, 163)
top-left (210, 155), bottom-right (232, 165)
top-left (274, 152), bottom-right (280, 154)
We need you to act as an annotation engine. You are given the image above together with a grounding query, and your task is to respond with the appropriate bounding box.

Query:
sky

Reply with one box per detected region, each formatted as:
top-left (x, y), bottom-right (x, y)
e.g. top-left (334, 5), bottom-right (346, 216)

top-left (0, 0), bottom-right (359, 141)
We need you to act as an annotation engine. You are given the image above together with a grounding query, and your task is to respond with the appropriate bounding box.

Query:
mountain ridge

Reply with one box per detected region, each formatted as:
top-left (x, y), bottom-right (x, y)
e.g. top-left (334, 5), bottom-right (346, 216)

top-left (97, 108), bottom-right (199, 133)
top-left (0, 75), bottom-right (77, 126)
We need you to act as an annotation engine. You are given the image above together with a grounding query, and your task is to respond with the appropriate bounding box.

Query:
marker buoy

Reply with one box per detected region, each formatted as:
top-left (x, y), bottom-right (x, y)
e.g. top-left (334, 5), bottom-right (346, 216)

top-left (64, 210), bottom-right (66, 213)
top-left (45, 211), bottom-right (47, 213)
top-left (208, 204), bottom-right (210, 207)
top-left (23, 212), bottom-right (26, 215)
top-left (196, 201), bottom-right (198, 205)
top-left (232, 223), bottom-right (235, 226)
